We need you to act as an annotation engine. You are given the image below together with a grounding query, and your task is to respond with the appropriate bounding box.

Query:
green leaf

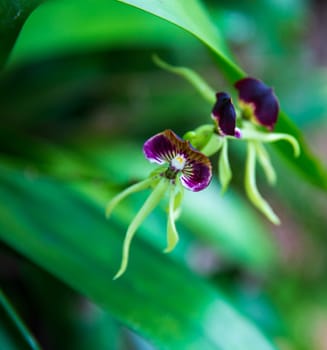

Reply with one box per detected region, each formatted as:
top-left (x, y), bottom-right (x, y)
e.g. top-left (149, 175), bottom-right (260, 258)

top-left (7, 0), bottom-right (195, 66)
top-left (118, 0), bottom-right (244, 81)
top-left (0, 0), bottom-right (42, 67)
top-left (274, 111), bottom-right (327, 190)
top-left (0, 163), bottom-right (277, 350)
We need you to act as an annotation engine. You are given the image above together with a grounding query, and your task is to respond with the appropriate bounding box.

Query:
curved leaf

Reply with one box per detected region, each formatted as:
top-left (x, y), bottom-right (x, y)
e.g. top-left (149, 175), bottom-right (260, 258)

top-left (118, 0), bottom-right (244, 81)
top-left (0, 163), bottom-right (277, 350)
top-left (0, 0), bottom-right (42, 67)
top-left (7, 0), bottom-right (194, 66)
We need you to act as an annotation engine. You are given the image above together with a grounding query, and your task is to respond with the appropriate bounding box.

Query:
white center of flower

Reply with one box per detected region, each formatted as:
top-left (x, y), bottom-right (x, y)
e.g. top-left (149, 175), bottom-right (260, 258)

top-left (170, 154), bottom-right (186, 171)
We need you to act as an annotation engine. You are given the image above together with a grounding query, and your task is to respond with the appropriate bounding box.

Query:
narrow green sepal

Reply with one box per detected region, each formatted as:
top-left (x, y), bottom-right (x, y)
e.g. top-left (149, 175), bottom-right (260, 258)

top-left (106, 177), bottom-right (153, 218)
top-left (201, 133), bottom-right (224, 157)
top-left (254, 142), bottom-right (277, 185)
top-left (113, 178), bottom-right (169, 280)
top-left (153, 54), bottom-right (215, 104)
top-left (173, 179), bottom-right (184, 214)
top-left (245, 142), bottom-right (280, 225)
top-left (164, 184), bottom-right (181, 253)
top-left (219, 139), bottom-right (232, 194)
top-left (241, 128), bottom-right (300, 157)
top-left (183, 124), bottom-right (215, 151)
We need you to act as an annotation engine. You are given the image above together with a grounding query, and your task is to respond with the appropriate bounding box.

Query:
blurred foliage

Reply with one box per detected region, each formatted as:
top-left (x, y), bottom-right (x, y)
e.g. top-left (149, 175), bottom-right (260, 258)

top-left (0, 0), bottom-right (327, 349)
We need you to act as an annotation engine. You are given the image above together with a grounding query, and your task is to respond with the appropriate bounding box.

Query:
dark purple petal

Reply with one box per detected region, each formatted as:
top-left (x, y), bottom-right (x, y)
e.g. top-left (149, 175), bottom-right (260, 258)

top-left (143, 130), bottom-right (180, 164)
top-left (211, 92), bottom-right (236, 136)
top-left (181, 159), bottom-right (212, 192)
top-left (235, 77), bottom-right (279, 130)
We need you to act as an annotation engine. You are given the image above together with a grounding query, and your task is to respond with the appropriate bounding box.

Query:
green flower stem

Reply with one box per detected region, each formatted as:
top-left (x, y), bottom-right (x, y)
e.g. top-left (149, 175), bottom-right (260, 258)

top-left (245, 142), bottom-right (280, 225)
top-left (240, 128), bottom-right (300, 157)
top-left (254, 141), bottom-right (277, 185)
top-left (164, 184), bottom-right (180, 253)
top-left (114, 178), bottom-right (169, 279)
top-left (153, 55), bottom-right (215, 104)
top-left (106, 177), bottom-right (154, 218)
top-left (219, 139), bottom-right (232, 193)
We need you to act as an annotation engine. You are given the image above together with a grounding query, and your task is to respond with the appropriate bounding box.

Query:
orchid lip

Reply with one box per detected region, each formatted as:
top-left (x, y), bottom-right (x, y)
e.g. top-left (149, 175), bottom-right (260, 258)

top-left (235, 77), bottom-right (279, 130)
top-left (211, 92), bottom-right (237, 136)
top-left (143, 129), bottom-right (212, 191)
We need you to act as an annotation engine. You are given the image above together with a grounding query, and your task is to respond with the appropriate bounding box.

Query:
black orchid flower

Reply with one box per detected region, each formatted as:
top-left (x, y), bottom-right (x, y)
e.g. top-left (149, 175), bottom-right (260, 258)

top-left (211, 92), bottom-right (240, 137)
top-left (235, 77), bottom-right (279, 130)
top-left (106, 129), bottom-right (212, 279)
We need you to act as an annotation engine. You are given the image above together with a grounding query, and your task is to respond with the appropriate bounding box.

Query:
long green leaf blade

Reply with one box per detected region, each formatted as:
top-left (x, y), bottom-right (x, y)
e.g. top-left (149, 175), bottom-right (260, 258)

top-left (0, 164), bottom-right (277, 350)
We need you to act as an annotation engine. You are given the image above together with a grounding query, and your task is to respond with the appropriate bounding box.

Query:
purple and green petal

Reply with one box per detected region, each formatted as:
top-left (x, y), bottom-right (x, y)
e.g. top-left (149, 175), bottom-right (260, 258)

top-left (211, 92), bottom-right (237, 136)
top-left (235, 77), bottom-right (279, 130)
top-left (143, 130), bottom-right (212, 192)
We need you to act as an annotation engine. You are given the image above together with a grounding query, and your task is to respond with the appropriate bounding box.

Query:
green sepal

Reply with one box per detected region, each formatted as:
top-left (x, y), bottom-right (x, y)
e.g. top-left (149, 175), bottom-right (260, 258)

top-left (106, 177), bottom-right (154, 218)
top-left (164, 183), bottom-right (181, 253)
top-left (184, 124), bottom-right (214, 151)
top-left (201, 133), bottom-right (224, 157)
top-left (173, 178), bottom-right (184, 213)
top-left (245, 142), bottom-right (280, 225)
top-left (113, 178), bottom-right (169, 279)
top-left (219, 139), bottom-right (232, 193)
top-left (254, 142), bottom-right (277, 185)
top-left (240, 127), bottom-right (300, 157)
top-left (153, 54), bottom-right (215, 104)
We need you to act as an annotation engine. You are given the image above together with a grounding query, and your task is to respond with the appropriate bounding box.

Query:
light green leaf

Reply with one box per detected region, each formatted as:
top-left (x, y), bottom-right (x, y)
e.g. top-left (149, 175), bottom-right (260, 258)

top-left (7, 0), bottom-right (195, 66)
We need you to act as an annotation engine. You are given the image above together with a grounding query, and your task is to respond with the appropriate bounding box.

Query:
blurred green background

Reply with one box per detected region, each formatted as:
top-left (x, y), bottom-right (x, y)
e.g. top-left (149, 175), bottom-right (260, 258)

top-left (0, 0), bottom-right (327, 349)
